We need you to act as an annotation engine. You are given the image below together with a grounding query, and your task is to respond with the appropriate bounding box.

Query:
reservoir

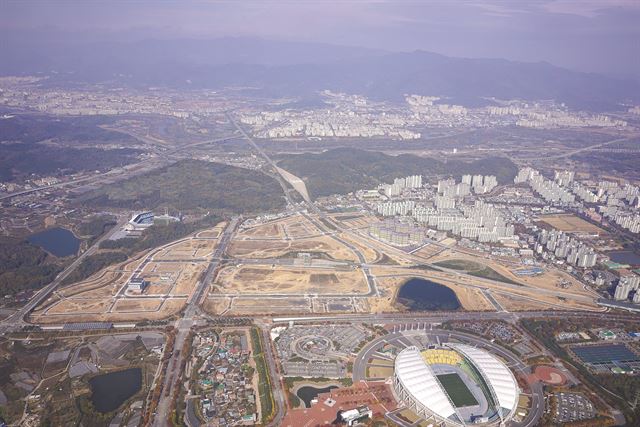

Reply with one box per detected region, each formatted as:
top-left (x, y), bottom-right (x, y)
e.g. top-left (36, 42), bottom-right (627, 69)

top-left (27, 227), bottom-right (80, 257)
top-left (607, 251), bottom-right (640, 266)
top-left (296, 385), bottom-right (338, 408)
top-left (397, 278), bottom-right (461, 311)
top-left (89, 368), bottom-right (142, 413)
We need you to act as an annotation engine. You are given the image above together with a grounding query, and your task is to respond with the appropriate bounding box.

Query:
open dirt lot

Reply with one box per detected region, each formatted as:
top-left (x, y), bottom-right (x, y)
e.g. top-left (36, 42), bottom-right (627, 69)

top-left (410, 243), bottom-right (446, 260)
top-left (228, 235), bottom-right (359, 262)
top-left (172, 262), bottom-right (207, 294)
top-left (367, 365), bottom-right (394, 379)
top-left (370, 263), bottom-right (598, 312)
top-left (30, 224), bottom-right (223, 323)
top-left (153, 238), bottom-right (217, 261)
top-left (212, 265), bottom-right (369, 295)
top-left (337, 232), bottom-right (380, 263)
top-left (538, 214), bottom-right (606, 234)
top-left (282, 216), bottom-right (323, 238)
top-left (236, 215), bottom-right (325, 240)
top-left (207, 297), bottom-right (312, 315)
top-left (112, 298), bottom-right (165, 313)
top-left (331, 213), bottom-right (380, 230)
top-left (238, 221), bottom-right (285, 239)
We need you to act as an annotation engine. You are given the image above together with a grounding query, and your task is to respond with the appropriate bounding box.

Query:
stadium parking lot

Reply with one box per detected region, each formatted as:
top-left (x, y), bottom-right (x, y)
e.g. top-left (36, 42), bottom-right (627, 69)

top-left (554, 392), bottom-right (595, 423)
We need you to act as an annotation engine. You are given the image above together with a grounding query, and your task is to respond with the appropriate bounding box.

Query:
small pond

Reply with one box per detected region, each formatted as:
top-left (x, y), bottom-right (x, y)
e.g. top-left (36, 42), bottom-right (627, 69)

top-left (296, 385), bottom-right (339, 408)
top-left (397, 278), bottom-right (461, 311)
top-left (27, 227), bottom-right (80, 257)
top-left (607, 251), bottom-right (640, 266)
top-left (89, 368), bottom-right (142, 413)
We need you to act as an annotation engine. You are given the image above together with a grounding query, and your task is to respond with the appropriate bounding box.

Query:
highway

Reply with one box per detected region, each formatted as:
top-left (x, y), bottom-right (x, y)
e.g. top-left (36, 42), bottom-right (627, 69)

top-left (0, 135), bottom-right (235, 202)
top-left (0, 216), bottom-right (128, 333)
top-left (272, 310), bottom-right (638, 325)
top-left (151, 218), bottom-right (238, 427)
top-left (521, 134), bottom-right (640, 161)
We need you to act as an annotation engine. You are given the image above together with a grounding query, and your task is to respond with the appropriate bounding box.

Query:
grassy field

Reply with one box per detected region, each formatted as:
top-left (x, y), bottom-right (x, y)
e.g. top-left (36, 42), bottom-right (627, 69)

top-left (433, 259), bottom-right (483, 271)
top-left (437, 373), bottom-right (478, 408)
top-left (434, 259), bottom-right (521, 286)
top-left (468, 267), bottom-right (521, 286)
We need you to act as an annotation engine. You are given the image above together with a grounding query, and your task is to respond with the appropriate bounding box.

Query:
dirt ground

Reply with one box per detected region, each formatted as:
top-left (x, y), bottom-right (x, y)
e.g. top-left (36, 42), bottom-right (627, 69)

top-left (213, 265), bottom-right (369, 295)
top-left (337, 232), bottom-right (380, 263)
top-left (215, 297), bottom-right (313, 315)
top-left (426, 250), bottom-right (597, 298)
top-left (367, 365), bottom-right (394, 379)
top-left (538, 214), bottom-right (606, 234)
top-left (173, 263), bottom-right (207, 294)
top-left (153, 238), bottom-right (217, 261)
top-left (112, 298), bottom-right (164, 312)
top-left (30, 224), bottom-right (222, 323)
top-left (228, 235), bottom-right (359, 262)
top-left (238, 221), bottom-right (285, 239)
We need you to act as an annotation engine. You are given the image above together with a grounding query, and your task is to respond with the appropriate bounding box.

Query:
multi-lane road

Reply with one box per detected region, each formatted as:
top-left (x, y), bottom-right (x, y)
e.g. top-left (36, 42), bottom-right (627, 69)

top-left (151, 218), bottom-right (238, 427)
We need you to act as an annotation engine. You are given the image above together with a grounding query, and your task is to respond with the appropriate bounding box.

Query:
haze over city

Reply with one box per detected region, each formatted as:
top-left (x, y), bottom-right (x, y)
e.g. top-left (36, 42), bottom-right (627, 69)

top-left (0, 1), bottom-right (639, 427)
top-left (2, 0), bottom-right (640, 78)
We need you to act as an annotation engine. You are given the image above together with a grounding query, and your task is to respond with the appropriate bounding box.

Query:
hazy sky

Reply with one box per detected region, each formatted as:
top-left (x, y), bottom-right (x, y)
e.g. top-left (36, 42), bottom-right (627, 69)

top-left (2, 0), bottom-right (639, 78)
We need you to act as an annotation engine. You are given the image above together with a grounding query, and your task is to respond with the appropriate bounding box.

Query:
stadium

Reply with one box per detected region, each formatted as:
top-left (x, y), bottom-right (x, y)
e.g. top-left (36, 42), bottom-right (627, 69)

top-left (393, 344), bottom-right (519, 426)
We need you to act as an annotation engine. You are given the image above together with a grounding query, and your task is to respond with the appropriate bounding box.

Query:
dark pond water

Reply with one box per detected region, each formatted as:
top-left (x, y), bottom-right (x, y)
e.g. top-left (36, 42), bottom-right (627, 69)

top-left (397, 278), bottom-right (461, 311)
top-left (296, 385), bottom-right (338, 408)
top-left (608, 251), bottom-right (640, 266)
top-left (27, 227), bottom-right (80, 257)
top-left (89, 368), bottom-right (142, 413)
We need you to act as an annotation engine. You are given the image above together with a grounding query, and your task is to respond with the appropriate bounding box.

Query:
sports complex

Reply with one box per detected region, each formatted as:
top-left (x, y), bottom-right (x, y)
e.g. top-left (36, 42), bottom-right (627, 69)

top-left (393, 344), bottom-right (520, 426)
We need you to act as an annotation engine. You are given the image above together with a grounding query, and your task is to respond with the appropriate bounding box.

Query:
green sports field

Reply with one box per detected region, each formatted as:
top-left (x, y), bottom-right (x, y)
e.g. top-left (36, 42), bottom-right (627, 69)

top-left (437, 373), bottom-right (478, 407)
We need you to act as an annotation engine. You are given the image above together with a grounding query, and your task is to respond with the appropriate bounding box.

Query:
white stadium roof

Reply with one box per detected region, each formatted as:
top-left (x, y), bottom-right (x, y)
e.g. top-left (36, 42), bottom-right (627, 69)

top-left (394, 344), bottom-right (519, 425)
top-left (448, 343), bottom-right (519, 414)
top-left (394, 346), bottom-right (458, 421)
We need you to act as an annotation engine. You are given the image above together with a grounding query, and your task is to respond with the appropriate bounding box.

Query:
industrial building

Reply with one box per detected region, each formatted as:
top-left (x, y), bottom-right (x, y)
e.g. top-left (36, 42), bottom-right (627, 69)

top-left (127, 277), bottom-right (148, 294)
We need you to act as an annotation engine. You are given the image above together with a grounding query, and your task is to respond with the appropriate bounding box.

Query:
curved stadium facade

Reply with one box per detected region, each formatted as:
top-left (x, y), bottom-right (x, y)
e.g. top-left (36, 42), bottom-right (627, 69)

top-left (393, 344), bottom-right (519, 426)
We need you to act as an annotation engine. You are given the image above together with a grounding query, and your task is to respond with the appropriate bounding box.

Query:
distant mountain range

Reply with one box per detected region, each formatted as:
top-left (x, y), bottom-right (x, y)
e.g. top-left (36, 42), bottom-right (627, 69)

top-left (2, 36), bottom-right (638, 111)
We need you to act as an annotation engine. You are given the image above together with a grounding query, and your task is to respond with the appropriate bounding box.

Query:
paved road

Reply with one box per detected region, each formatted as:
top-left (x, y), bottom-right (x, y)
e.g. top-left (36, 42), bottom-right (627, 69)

top-left (521, 134), bottom-right (639, 161)
top-left (262, 326), bottom-right (287, 427)
top-left (272, 310), bottom-right (637, 324)
top-left (152, 218), bottom-right (238, 427)
top-left (0, 216), bottom-right (128, 333)
top-left (342, 225), bottom-right (602, 307)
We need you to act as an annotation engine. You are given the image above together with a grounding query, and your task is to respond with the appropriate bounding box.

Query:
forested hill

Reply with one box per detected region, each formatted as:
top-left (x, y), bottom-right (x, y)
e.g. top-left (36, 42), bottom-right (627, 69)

top-left (0, 236), bottom-right (61, 296)
top-left (277, 148), bottom-right (518, 199)
top-left (80, 159), bottom-right (286, 214)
